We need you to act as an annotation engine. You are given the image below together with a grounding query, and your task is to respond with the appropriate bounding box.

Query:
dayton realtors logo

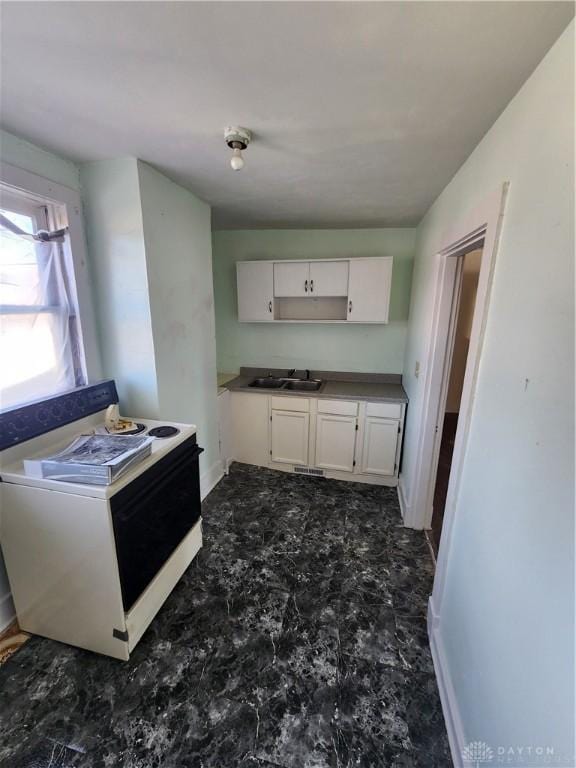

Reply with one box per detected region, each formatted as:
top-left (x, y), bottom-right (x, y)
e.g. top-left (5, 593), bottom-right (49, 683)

top-left (463, 741), bottom-right (562, 766)
top-left (462, 742), bottom-right (494, 766)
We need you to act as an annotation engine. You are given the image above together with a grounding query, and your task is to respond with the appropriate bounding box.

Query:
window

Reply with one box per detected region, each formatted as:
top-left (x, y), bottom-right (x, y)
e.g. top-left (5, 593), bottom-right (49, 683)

top-left (0, 184), bottom-right (86, 410)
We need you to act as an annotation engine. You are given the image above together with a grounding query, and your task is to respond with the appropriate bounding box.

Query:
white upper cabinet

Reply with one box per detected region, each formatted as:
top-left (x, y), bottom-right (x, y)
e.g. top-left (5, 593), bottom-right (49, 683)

top-left (309, 261), bottom-right (349, 296)
top-left (237, 262), bottom-right (274, 321)
top-left (274, 262), bottom-right (310, 297)
top-left (274, 260), bottom-right (350, 297)
top-left (237, 257), bottom-right (393, 323)
top-left (347, 257), bottom-right (393, 323)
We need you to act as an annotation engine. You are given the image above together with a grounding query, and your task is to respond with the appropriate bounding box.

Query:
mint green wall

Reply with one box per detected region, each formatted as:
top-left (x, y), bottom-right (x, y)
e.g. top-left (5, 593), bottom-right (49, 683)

top-left (81, 158), bottom-right (219, 485)
top-left (0, 129), bottom-right (80, 190)
top-left (138, 161), bottom-right (219, 481)
top-left (80, 158), bottom-right (159, 417)
top-left (402, 22), bottom-right (574, 760)
top-left (212, 228), bottom-right (416, 374)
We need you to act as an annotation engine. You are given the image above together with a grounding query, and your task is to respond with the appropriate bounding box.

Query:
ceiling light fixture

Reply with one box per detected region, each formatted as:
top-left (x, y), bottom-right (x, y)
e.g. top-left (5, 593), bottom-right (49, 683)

top-left (224, 126), bottom-right (251, 171)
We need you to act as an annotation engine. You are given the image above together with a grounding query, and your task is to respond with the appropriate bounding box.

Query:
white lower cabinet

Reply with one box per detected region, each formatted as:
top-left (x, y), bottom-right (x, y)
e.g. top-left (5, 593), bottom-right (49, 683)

top-left (271, 410), bottom-right (310, 465)
top-left (230, 392), bottom-right (270, 467)
top-left (315, 413), bottom-right (357, 472)
top-left (359, 416), bottom-right (399, 476)
top-left (230, 392), bottom-right (404, 486)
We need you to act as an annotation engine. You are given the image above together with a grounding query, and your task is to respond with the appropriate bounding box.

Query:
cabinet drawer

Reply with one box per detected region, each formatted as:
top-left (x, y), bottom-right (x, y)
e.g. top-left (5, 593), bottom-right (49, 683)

top-left (271, 396), bottom-right (310, 412)
top-left (317, 399), bottom-right (358, 416)
top-left (365, 402), bottom-right (402, 419)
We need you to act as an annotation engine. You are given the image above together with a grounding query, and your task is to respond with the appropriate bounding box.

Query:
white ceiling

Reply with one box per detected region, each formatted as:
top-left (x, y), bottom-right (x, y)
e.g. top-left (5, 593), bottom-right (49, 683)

top-left (1, 2), bottom-right (573, 228)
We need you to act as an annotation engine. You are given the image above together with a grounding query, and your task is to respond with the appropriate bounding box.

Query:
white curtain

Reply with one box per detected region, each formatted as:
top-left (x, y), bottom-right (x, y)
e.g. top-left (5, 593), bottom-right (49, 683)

top-left (0, 226), bottom-right (77, 410)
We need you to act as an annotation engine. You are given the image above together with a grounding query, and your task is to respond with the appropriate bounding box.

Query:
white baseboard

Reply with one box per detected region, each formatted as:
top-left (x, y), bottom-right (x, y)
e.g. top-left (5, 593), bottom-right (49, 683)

top-left (0, 591), bottom-right (16, 633)
top-left (200, 460), bottom-right (225, 500)
top-left (428, 598), bottom-right (466, 768)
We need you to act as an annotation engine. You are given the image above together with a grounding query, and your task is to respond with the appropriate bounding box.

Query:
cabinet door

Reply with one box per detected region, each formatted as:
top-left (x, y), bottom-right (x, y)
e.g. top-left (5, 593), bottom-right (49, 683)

top-left (271, 410), bottom-right (309, 465)
top-left (315, 413), bottom-right (357, 472)
top-left (237, 262), bottom-right (274, 321)
top-left (360, 416), bottom-right (399, 476)
top-left (274, 262), bottom-right (310, 297)
top-left (309, 261), bottom-right (349, 297)
top-left (231, 392), bottom-right (270, 467)
top-left (347, 257), bottom-right (393, 323)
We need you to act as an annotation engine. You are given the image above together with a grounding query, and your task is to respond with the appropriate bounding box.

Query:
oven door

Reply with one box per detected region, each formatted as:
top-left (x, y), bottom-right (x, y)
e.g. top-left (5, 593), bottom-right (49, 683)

top-left (111, 436), bottom-right (203, 611)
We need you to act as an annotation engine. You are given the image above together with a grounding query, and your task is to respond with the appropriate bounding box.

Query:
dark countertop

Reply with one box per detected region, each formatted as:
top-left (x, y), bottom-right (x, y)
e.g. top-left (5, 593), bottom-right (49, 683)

top-left (223, 367), bottom-right (408, 404)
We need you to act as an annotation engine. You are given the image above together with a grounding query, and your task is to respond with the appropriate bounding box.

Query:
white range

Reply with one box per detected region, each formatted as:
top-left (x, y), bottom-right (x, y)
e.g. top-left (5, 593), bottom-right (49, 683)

top-left (0, 411), bottom-right (203, 660)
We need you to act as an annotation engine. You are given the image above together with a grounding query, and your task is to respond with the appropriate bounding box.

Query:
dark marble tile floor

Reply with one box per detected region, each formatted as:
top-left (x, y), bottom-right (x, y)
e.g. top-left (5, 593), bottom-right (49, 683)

top-left (0, 463), bottom-right (451, 767)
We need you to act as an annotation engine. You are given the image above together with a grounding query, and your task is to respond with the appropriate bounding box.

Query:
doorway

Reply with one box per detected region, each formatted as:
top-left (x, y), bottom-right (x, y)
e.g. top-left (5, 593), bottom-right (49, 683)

top-left (400, 184), bottom-right (507, 575)
top-left (429, 249), bottom-right (482, 555)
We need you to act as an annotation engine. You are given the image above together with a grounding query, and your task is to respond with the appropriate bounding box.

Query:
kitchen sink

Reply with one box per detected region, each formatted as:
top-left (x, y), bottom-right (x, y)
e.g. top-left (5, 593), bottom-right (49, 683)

top-left (249, 377), bottom-right (286, 389)
top-left (282, 380), bottom-right (323, 392)
top-left (248, 377), bottom-right (324, 392)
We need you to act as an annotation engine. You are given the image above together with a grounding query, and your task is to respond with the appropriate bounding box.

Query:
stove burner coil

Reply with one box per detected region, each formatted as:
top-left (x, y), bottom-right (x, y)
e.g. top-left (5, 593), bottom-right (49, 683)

top-left (148, 426), bottom-right (180, 438)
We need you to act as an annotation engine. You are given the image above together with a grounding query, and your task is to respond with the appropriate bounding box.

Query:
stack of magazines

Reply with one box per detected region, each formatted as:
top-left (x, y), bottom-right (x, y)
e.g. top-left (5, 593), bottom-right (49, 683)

top-left (24, 434), bottom-right (153, 486)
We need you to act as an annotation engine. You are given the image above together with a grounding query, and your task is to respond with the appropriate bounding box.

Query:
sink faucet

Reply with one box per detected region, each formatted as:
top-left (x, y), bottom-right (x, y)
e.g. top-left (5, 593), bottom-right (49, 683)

top-left (305, 369), bottom-right (310, 381)
top-left (288, 369), bottom-right (296, 377)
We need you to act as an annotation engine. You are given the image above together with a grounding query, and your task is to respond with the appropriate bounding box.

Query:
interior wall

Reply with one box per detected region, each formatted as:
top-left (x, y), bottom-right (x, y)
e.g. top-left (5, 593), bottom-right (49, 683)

top-left (445, 249), bottom-right (481, 413)
top-left (81, 158), bottom-right (159, 418)
top-left (0, 129), bottom-right (80, 190)
top-left (0, 130), bottom-right (85, 630)
top-left (81, 158), bottom-right (220, 490)
top-left (212, 228), bottom-right (415, 374)
top-left (402, 22), bottom-right (574, 763)
top-left (137, 161), bottom-right (220, 487)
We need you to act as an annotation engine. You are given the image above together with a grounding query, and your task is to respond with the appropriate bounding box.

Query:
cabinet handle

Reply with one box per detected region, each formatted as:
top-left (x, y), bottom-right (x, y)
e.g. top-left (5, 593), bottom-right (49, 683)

top-left (305, 279), bottom-right (308, 293)
top-left (348, 300), bottom-right (353, 313)
top-left (268, 300), bottom-right (272, 313)
top-left (310, 279), bottom-right (314, 293)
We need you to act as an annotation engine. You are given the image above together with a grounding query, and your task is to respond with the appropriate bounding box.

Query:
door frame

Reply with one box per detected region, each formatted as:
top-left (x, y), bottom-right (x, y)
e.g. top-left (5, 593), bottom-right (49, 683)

top-left (405, 184), bottom-right (509, 611)
top-left (424, 253), bottom-right (466, 533)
